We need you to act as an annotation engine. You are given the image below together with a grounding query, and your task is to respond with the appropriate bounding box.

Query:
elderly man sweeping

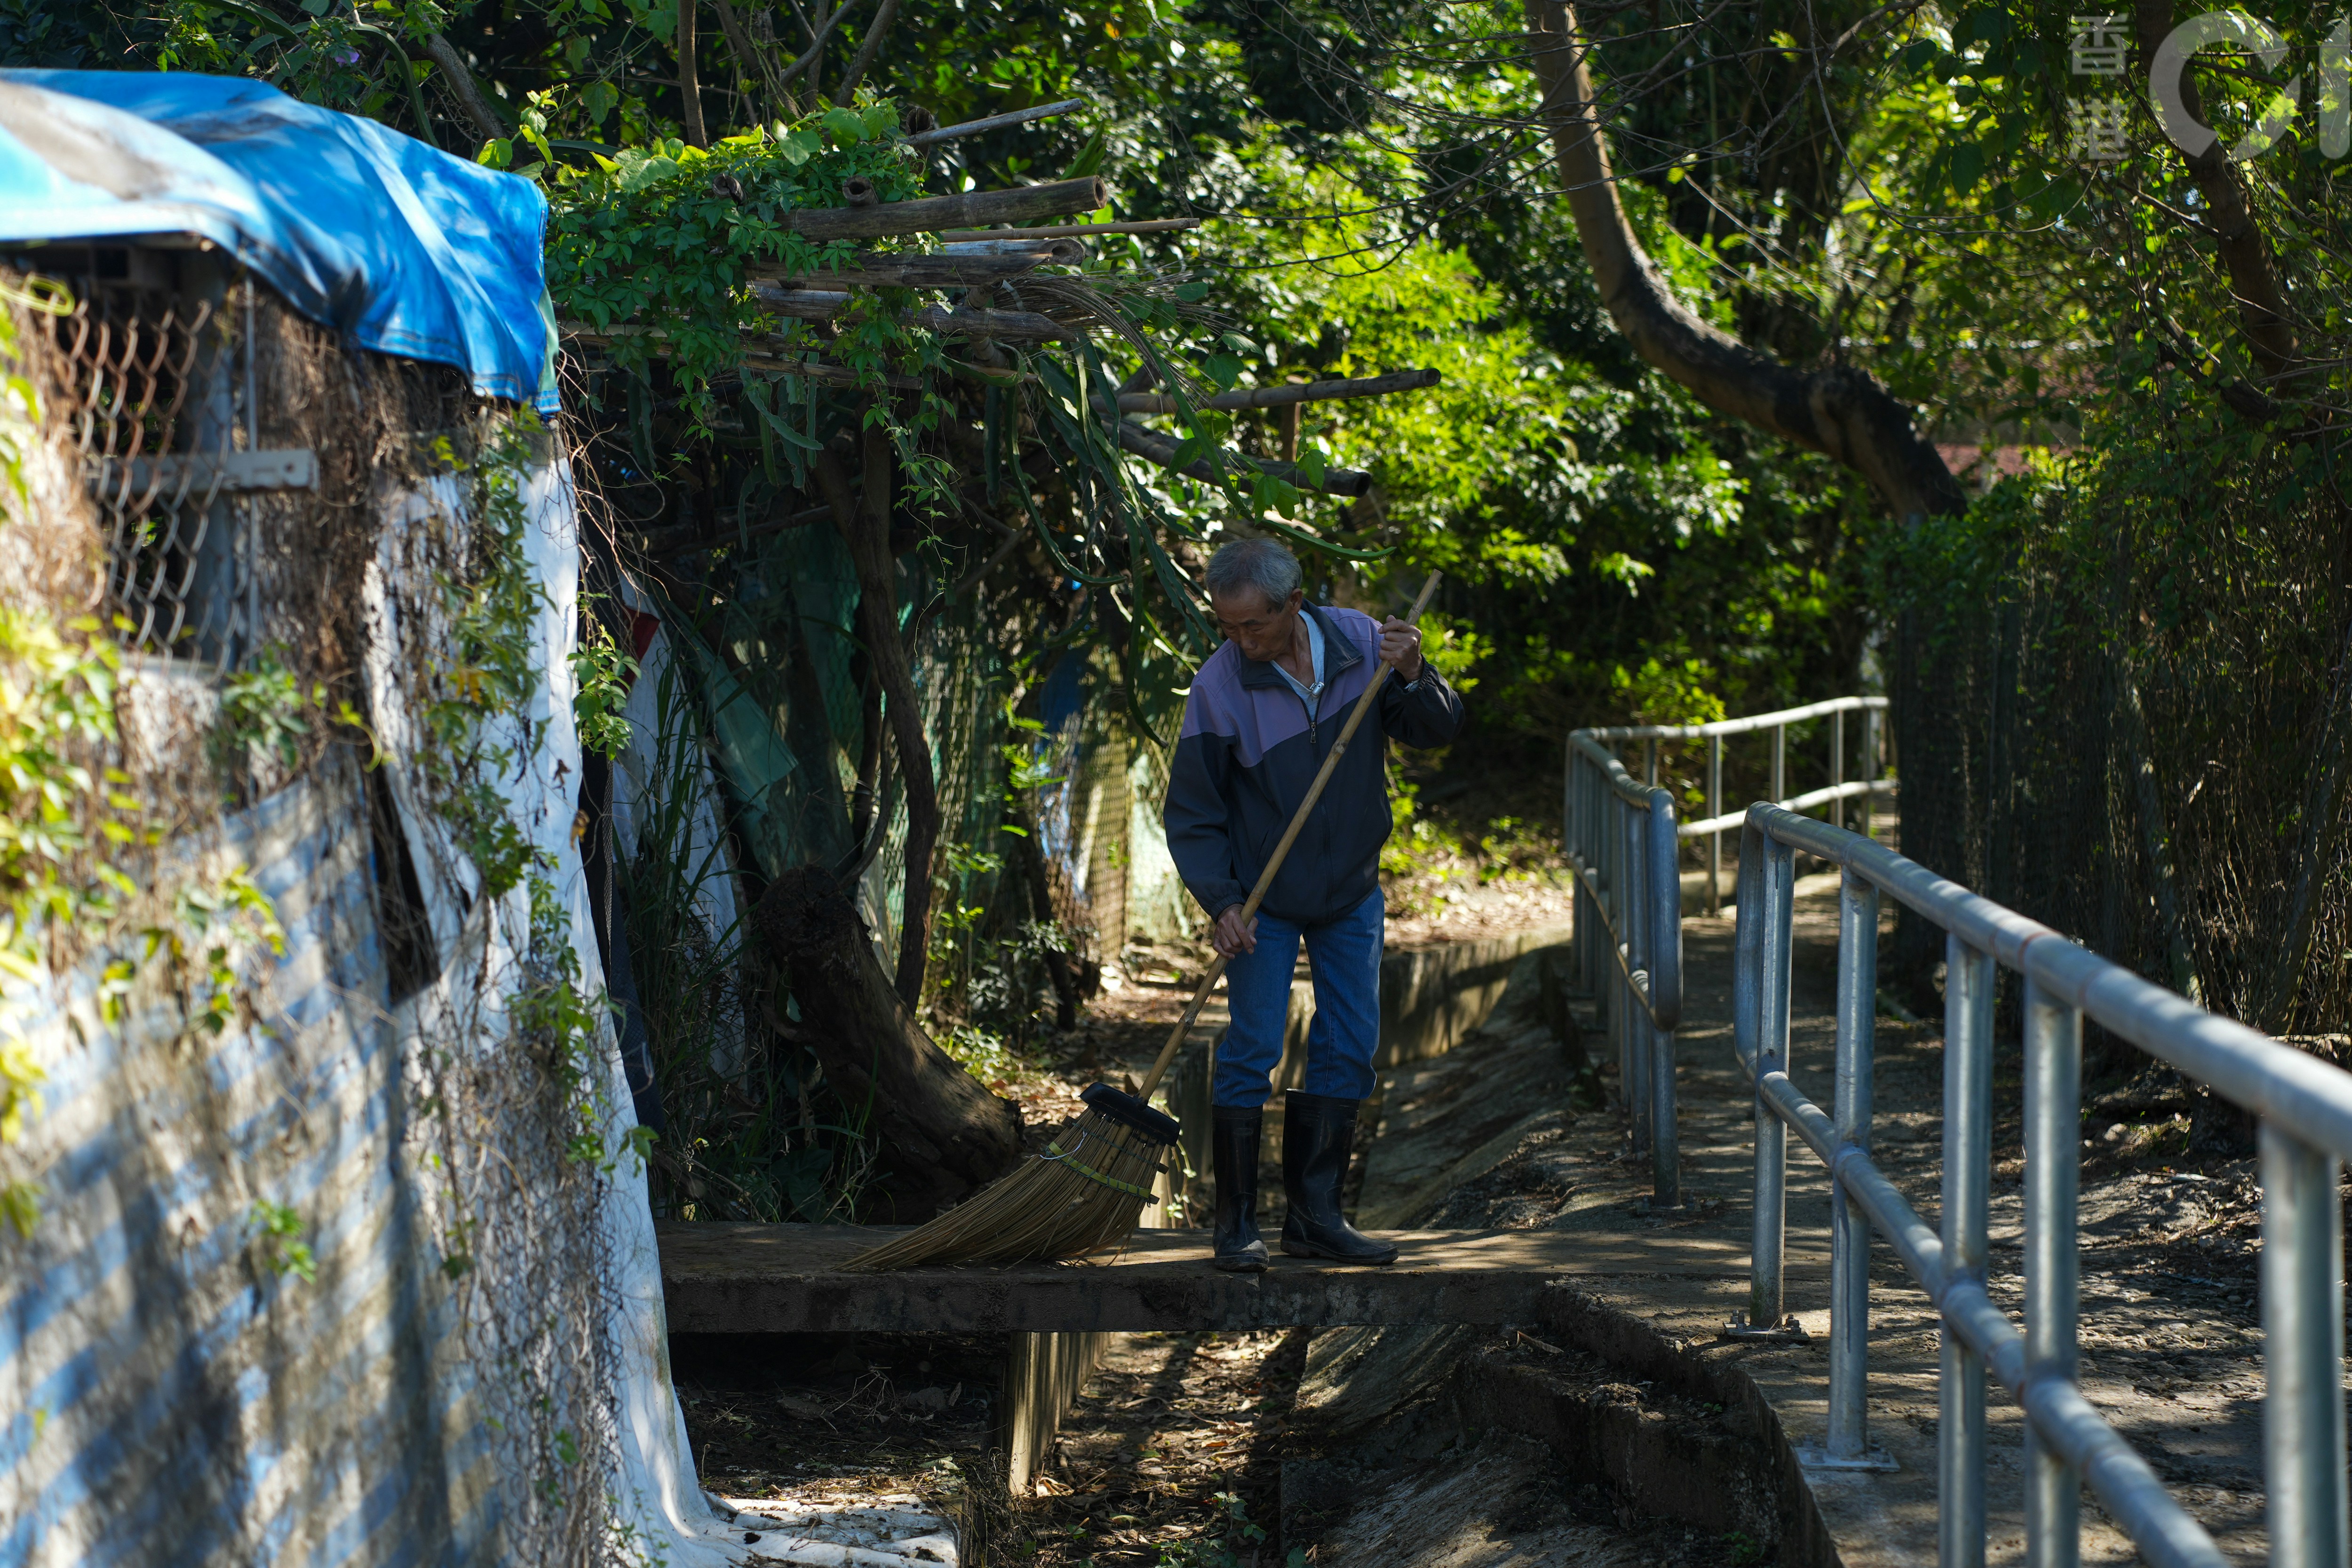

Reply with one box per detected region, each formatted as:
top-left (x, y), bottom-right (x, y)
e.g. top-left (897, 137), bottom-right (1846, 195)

top-left (1163, 538), bottom-right (1466, 1272)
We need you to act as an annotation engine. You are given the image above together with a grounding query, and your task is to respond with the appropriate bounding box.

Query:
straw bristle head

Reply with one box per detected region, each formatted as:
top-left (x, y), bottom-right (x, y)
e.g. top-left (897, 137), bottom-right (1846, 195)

top-left (837, 1096), bottom-right (1179, 1271)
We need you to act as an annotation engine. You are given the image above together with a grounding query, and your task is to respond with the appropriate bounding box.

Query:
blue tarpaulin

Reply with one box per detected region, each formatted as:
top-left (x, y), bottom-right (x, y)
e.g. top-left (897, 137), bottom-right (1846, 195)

top-left (0, 70), bottom-right (557, 410)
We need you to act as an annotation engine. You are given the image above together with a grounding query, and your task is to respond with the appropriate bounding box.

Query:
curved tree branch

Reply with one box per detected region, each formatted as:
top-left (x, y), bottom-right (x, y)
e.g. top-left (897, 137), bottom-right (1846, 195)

top-left (831, 0), bottom-right (902, 106)
top-left (1521, 0), bottom-right (1965, 524)
top-left (423, 32), bottom-right (507, 145)
top-left (2132, 0), bottom-right (2296, 382)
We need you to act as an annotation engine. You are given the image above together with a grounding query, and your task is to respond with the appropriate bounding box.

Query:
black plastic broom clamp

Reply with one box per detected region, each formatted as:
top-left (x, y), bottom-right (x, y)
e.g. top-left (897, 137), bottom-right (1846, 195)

top-left (1079, 1082), bottom-right (1181, 1146)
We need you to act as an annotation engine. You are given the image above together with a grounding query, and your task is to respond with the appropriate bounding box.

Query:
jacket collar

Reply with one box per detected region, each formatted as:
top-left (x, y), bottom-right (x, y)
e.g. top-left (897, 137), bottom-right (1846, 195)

top-left (1234, 603), bottom-right (1363, 691)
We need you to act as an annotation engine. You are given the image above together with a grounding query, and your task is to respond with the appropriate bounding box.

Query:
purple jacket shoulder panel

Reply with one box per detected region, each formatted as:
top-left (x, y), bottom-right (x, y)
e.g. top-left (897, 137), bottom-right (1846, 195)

top-left (1162, 603), bottom-right (1466, 928)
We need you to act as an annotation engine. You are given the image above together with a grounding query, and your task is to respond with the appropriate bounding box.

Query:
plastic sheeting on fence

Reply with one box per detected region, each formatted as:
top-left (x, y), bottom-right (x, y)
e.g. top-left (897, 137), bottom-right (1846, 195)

top-left (0, 450), bottom-right (759, 1566)
top-left (0, 70), bottom-right (557, 410)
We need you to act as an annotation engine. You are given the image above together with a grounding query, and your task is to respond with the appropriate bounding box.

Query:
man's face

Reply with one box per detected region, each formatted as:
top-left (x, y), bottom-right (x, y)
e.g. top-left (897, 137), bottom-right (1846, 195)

top-left (1211, 588), bottom-right (1304, 664)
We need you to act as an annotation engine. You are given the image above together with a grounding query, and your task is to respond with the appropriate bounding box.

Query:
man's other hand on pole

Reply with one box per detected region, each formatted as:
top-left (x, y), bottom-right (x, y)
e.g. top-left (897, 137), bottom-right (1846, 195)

top-left (1376, 616), bottom-right (1424, 680)
top-left (1213, 905), bottom-right (1258, 957)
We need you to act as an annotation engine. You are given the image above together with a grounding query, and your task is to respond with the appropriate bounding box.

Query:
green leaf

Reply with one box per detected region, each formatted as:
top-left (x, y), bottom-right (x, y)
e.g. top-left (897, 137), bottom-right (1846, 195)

top-left (1249, 471), bottom-right (1301, 513)
top-left (861, 102), bottom-right (899, 140)
top-left (1061, 126), bottom-right (1108, 179)
top-left (821, 105), bottom-right (870, 145)
top-left (1204, 352), bottom-right (1245, 390)
top-left (763, 411), bottom-right (823, 451)
top-left (1295, 443), bottom-right (1329, 487)
top-left (1948, 143), bottom-right (1986, 196)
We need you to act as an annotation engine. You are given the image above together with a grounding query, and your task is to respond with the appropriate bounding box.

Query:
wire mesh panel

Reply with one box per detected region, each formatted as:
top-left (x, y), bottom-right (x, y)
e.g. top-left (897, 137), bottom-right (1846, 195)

top-left (21, 248), bottom-right (253, 665)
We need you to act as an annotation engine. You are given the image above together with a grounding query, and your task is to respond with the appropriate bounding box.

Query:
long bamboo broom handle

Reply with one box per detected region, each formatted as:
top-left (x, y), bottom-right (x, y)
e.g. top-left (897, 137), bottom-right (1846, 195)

top-left (1134, 571), bottom-right (1443, 1102)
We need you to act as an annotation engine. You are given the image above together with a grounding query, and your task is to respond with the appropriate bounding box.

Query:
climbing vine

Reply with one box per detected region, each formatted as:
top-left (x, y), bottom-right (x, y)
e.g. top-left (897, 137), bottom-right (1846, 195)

top-left (390, 410), bottom-right (655, 1558)
top-left (0, 281), bottom-right (288, 1241)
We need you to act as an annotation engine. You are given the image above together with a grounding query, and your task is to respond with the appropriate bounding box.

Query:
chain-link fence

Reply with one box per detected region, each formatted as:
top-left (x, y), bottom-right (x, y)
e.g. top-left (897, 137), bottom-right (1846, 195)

top-left (27, 251), bottom-right (252, 661)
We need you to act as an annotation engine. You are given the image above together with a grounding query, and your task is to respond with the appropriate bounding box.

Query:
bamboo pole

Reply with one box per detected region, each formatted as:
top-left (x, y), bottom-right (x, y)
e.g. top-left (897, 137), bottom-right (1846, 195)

top-left (1118, 368), bottom-right (1439, 414)
top-left (744, 250), bottom-right (1060, 288)
top-left (933, 219), bottom-right (1201, 240)
top-left (906, 99), bottom-right (1085, 146)
top-left (567, 302), bottom-right (1071, 348)
top-left (1112, 419), bottom-right (1372, 499)
top-left (776, 177), bottom-right (1108, 241)
top-left (558, 327), bottom-right (924, 387)
top-left (744, 291), bottom-right (1074, 341)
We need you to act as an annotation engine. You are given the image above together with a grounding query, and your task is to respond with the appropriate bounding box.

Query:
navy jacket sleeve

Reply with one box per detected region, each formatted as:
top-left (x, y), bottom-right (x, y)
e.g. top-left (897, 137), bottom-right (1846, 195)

top-left (1378, 663), bottom-right (1466, 748)
top-left (1164, 726), bottom-right (1248, 920)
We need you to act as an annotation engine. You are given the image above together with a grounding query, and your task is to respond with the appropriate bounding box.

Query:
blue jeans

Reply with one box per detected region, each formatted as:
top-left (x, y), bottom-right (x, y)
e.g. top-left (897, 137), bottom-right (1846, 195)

top-left (1211, 887), bottom-right (1384, 1109)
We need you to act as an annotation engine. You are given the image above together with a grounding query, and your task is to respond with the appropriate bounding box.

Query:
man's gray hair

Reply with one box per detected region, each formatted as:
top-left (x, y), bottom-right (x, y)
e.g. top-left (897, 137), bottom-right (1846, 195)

top-left (1205, 536), bottom-right (1302, 610)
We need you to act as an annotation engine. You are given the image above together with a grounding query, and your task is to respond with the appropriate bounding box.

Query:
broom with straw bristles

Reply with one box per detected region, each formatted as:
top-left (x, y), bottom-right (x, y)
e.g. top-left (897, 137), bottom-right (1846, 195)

top-left (840, 572), bottom-right (1443, 1272)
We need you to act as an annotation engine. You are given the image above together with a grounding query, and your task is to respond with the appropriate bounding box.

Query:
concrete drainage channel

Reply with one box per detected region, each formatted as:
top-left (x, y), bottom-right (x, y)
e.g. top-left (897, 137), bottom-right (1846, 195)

top-left (1231, 932), bottom-right (1805, 1567)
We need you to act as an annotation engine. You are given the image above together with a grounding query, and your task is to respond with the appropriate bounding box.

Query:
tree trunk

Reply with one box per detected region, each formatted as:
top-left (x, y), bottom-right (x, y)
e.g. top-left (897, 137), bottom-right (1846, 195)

top-left (676, 0), bottom-right (707, 147)
top-left (816, 433), bottom-right (939, 1006)
top-left (1524, 0), bottom-right (1970, 987)
top-left (756, 866), bottom-right (1023, 1220)
top-left (1520, 0), bottom-right (1966, 525)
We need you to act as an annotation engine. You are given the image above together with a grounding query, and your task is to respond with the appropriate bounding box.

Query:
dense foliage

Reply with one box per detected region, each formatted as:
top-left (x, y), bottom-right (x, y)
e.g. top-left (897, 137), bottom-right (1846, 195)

top-left (30, 0), bottom-right (2352, 1166)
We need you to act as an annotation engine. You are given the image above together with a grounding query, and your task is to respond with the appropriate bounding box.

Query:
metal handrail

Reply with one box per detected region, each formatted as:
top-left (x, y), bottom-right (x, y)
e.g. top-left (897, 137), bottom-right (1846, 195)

top-left (1732, 802), bottom-right (2349, 1568)
top-left (1582, 692), bottom-right (1889, 741)
top-left (1562, 731), bottom-right (1682, 1207)
top-left (1594, 695), bottom-right (1892, 911)
top-left (1564, 695), bottom-right (1890, 1207)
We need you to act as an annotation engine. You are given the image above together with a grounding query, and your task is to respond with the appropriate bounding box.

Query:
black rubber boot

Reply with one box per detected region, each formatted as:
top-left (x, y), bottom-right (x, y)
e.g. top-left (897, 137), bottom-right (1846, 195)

top-left (1279, 1090), bottom-right (1399, 1265)
top-left (1210, 1106), bottom-right (1269, 1273)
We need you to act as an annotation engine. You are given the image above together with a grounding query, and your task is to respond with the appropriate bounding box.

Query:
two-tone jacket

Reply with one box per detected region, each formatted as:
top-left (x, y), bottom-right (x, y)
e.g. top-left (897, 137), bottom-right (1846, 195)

top-left (1163, 603), bottom-right (1466, 927)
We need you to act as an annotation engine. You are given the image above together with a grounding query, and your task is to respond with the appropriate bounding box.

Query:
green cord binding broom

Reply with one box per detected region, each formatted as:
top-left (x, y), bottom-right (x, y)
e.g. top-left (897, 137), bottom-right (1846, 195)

top-left (840, 571), bottom-right (1443, 1272)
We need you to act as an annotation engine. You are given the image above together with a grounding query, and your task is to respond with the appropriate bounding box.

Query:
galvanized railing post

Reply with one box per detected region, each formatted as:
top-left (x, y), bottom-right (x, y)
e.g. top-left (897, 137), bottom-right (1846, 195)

top-left (1941, 935), bottom-right (1995, 1568)
top-left (2261, 1122), bottom-right (2348, 1568)
top-left (1771, 722), bottom-right (1786, 805)
top-left (2024, 978), bottom-right (2082, 1568)
top-left (1678, 796), bottom-right (2317, 1568)
top-left (1621, 788), bottom-right (1652, 1156)
top-left (1707, 734), bottom-right (1724, 915)
top-left (1731, 822), bottom-right (1799, 1337)
top-left (1831, 707), bottom-right (1846, 833)
top-left (1581, 748), bottom-right (1599, 992)
top-left (1644, 735), bottom-right (1658, 786)
top-left (1825, 867), bottom-right (1879, 1460)
top-left (1564, 736), bottom-right (1579, 985)
top-left (1647, 786), bottom-right (1681, 1209)
top-left (1861, 706), bottom-right (1880, 842)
